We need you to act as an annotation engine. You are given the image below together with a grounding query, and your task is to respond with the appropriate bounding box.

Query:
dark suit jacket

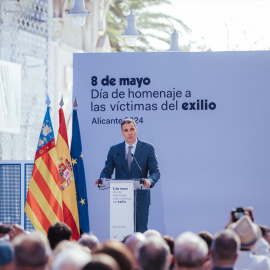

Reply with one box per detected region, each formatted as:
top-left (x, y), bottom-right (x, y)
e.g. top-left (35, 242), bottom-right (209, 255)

top-left (101, 139), bottom-right (160, 207)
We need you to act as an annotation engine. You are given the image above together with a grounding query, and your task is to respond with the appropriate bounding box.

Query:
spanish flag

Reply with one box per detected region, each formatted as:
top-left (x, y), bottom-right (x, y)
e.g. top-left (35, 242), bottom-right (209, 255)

top-left (25, 106), bottom-right (63, 234)
top-left (56, 107), bottom-right (80, 240)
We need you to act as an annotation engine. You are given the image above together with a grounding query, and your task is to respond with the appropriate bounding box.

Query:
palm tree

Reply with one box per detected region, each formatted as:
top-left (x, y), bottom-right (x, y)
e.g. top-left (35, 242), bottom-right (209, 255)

top-left (106, 0), bottom-right (190, 52)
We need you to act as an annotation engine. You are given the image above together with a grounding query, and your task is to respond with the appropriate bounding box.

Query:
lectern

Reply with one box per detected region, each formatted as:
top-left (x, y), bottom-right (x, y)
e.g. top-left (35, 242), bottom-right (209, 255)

top-left (97, 178), bottom-right (145, 240)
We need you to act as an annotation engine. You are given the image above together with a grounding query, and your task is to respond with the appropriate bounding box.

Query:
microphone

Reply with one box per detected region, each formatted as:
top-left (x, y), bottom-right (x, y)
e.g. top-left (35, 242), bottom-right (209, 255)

top-left (131, 154), bottom-right (144, 189)
top-left (98, 153), bottom-right (119, 188)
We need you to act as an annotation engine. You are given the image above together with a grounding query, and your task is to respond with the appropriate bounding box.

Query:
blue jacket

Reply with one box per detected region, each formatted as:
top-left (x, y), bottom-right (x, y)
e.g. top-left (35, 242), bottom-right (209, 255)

top-left (101, 139), bottom-right (160, 207)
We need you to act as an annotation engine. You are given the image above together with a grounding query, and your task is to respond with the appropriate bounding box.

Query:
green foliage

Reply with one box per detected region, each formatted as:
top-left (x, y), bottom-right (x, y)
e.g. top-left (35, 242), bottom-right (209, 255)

top-left (106, 0), bottom-right (190, 52)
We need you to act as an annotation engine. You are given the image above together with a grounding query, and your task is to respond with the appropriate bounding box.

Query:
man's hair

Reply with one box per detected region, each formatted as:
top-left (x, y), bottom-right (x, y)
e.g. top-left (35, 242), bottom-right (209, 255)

top-left (162, 235), bottom-right (174, 255)
top-left (13, 232), bottom-right (50, 268)
top-left (174, 232), bottom-right (208, 268)
top-left (51, 244), bottom-right (91, 270)
top-left (82, 254), bottom-right (120, 270)
top-left (47, 222), bottom-right (72, 249)
top-left (198, 231), bottom-right (213, 251)
top-left (211, 229), bottom-right (240, 262)
top-left (259, 225), bottom-right (270, 237)
top-left (78, 234), bottom-right (100, 251)
top-left (121, 118), bottom-right (136, 129)
top-left (137, 237), bottom-right (170, 270)
top-left (124, 232), bottom-right (146, 255)
top-left (93, 240), bottom-right (135, 270)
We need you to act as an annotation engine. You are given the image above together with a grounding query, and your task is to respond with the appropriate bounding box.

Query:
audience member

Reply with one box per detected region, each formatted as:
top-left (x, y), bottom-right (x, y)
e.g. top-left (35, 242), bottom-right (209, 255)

top-left (2, 208), bottom-right (270, 270)
top-left (198, 231), bottom-right (213, 252)
top-left (198, 231), bottom-right (213, 270)
top-left (137, 236), bottom-right (170, 270)
top-left (210, 229), bottom-right (240, 270)
top-left (229, 215), bottom-right (270, 270)
top-left (124, 233), bottom-right (146, 255)
top-left (13, 231), bottom-right (50, 270)
top-left (82, 254), bottom-right (120, 270)
top-left (143, 229), bottom-right (162, 239)
top-left (0, 242), bottom-right (14, 270)
top-left (260, 225), bottom-right (270, 246)
top-left (252, 225), bottom-right (270, 256)
top-left (0, 223), bottom-right (26, 242)
top-left (93, 240), bottom-right (135, 270)
top-left (174, 231), bottom-right (208, 270)
top-left (47, 222), bottom-right (72, 250)
top-left (51, 244), bottom-right (91, 270)
top-left (162, 235), bottom-right (175, 270)
top-left (79, 234), bottom-right (100, 251)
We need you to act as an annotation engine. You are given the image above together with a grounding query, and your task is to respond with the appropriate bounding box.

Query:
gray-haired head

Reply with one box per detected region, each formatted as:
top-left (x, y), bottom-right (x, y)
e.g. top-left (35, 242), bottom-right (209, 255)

top-left (174, 231), bottom-right (208, 269)
top-left (51, 244), bottom-right (91, 270)
top-left (124, 232), bottom-right (146, 256)
top-left (78, 234), bottom-right (100, 251)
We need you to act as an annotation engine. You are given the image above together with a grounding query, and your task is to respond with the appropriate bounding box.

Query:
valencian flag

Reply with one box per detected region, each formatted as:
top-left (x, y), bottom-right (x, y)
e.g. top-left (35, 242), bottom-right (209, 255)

top-left (25, 98), bottom-right (63, 235)
top-left (70, 99), bottom-right (90, 233)
top-left (56, 98), bottom-right (80, 240)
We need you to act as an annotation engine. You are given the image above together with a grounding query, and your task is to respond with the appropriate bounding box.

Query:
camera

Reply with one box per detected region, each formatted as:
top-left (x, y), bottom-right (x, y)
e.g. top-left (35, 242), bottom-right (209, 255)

top-left (231, 207), bottom-right (245, 222)
top-left (0, 225), bottom-right (11, 234)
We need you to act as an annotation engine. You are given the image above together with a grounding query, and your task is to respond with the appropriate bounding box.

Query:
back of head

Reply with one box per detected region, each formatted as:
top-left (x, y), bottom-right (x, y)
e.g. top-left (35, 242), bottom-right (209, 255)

top-left (13, 232), bottom-right (50, 269)
top-left (259, 225), bottom-right (270, 237)
top-left (47, 222), bottom-right (72, 250)
top-left (124, 232), bottom-right (146, 256)
top-left (211, 229), bottom-right (240, 265)
top-left (162, 235), bottom-right (174, 255)
top-left (143, 230), bottom-right (162, 239)
top-left (198, 231), bottom-right (213, 252)
top-left (0, 241), bottom-right (14, 268)
top-left (174, 232), bottom-right (208, 269)
top-left (137, 237), bottom-right (170, 270)
top-left (82, 254), bottom-right (120, 270)
top-left (79, 234), bottom-right (100, 251)
top-left (51, 244), bottom-right (91, 270)
top-left (93, 240), bottom-right (135, 270)
top-left (229, 215), bottom-right (261, 250)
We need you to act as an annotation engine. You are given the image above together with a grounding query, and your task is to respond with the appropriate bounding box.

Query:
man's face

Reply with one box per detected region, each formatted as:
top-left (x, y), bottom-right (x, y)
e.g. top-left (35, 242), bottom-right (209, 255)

top-left (121, 123), bottom-right (137, 145)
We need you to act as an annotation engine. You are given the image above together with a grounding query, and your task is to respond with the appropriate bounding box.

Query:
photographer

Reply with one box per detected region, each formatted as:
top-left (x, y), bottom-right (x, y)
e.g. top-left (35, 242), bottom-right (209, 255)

top-left (229, 216), bottom-right (270, 269)
top-left (0, 222), bottom-right (26, 242)
top-left (226, 207), bottom-right (270, 257)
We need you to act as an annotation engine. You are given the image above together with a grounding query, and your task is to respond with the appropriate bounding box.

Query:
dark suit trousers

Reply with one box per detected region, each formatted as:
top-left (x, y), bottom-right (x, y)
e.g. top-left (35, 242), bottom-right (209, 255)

top-left (136, 206), bottom-right (149, 233)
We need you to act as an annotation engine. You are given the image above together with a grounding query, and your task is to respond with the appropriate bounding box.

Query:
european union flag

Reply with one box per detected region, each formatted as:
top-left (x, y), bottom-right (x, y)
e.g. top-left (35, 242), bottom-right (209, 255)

top-left (70, 107), bottom-right (90, 233)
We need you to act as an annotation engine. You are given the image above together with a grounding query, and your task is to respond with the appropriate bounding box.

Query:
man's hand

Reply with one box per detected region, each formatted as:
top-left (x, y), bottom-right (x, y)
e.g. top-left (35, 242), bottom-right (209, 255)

top-left (9, 224), bottom-right (25, 241)
top-left (95, 178), bottom-right (105, 187)
top-left (144, 179), bottom-right (152, 189)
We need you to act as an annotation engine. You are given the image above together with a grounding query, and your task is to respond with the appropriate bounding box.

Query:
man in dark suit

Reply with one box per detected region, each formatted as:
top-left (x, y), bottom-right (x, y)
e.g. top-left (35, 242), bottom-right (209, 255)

top-left (210, 229), bottom-right (240, 270)
top-left (100, 118), bottom-right (160, 233)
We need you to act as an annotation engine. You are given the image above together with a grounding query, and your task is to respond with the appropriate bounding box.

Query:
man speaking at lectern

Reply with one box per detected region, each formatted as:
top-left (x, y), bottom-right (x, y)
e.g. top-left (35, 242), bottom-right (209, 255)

top-left (100, 118), bottom-right (160, 233)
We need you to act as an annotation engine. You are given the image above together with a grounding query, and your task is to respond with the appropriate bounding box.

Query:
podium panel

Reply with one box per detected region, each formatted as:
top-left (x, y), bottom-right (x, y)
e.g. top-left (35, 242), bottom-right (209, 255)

top-left (97, 178), bottom-right (146, 240)
top-left (110, 180), bottom-right (134, 240)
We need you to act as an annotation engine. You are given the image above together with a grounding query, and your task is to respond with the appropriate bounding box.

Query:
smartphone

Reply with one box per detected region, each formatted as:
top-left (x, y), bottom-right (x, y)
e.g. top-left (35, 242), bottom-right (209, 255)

top-left (0, 225), bottom-right (11, 234)
top-left (231, 207), bottom-right (245, 222)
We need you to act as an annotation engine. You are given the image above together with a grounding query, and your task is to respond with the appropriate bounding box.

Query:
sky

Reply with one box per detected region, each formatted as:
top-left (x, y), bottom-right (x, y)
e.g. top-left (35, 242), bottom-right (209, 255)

top-left (159, 0), bottom-right (270, 51)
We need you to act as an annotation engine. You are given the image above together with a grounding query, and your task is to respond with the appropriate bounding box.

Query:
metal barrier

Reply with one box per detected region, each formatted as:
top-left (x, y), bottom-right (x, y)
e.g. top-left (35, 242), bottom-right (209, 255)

top-left (0, 160), bottom-right (34, 231)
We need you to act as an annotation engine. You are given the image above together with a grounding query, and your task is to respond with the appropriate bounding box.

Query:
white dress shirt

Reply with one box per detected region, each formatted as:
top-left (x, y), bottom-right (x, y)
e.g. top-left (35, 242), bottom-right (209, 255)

top-left (125, 139), bottom-right (137, 160)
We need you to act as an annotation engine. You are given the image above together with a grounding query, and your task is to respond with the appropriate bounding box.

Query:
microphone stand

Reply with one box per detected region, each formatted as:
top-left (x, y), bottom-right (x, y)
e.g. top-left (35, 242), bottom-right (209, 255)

top-left (131, 154), bottom-right (144, 189)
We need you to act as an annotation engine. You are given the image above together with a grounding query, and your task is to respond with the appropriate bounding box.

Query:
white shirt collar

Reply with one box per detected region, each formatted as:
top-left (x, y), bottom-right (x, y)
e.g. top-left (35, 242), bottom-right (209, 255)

top-left (125, 138), bottom-right (138, 151)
